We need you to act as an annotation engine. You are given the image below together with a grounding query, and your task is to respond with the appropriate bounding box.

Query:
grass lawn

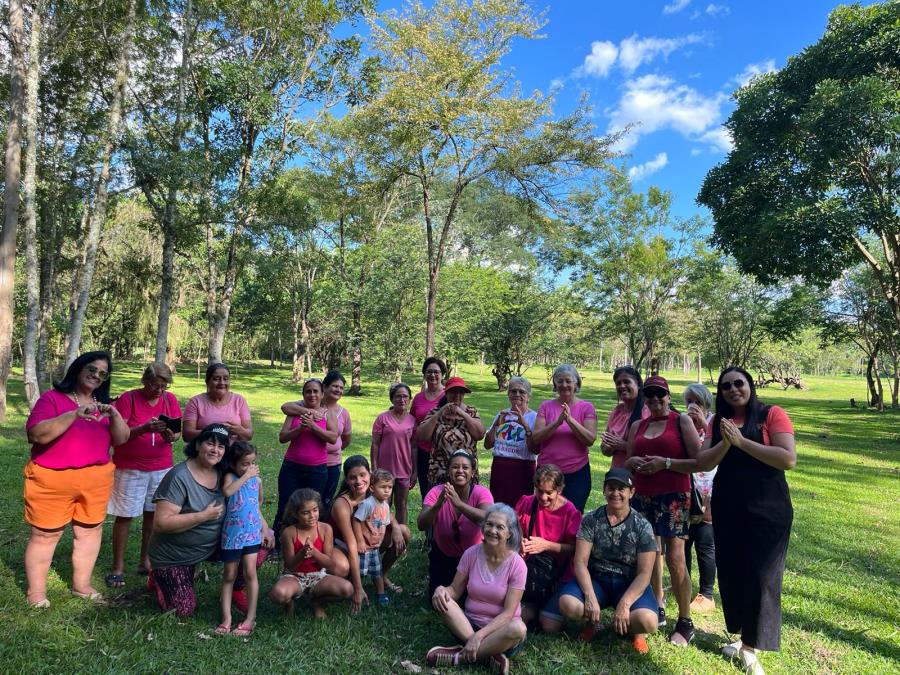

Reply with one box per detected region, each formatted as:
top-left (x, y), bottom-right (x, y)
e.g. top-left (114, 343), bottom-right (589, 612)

top-left (0, 362), bottom-right (897, 674)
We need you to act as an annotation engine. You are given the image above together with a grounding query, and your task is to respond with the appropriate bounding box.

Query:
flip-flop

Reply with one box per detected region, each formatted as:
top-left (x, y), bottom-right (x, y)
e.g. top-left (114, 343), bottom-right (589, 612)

top-left (105, 573), bottom-right (125, 588)
top-left (232, 621), bottom-right (255, 637)
top-left (71, 590), bottom-right (104, 602)
top-left (214, 623), bottom-right (232, 635)
top-left (384, 578), bottom-right (404, 594)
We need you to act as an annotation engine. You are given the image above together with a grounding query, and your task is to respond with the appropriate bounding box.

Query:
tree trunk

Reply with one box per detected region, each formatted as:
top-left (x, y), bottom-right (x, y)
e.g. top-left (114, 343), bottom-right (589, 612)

top-left (155, 224), bottom-right (176, 361)
top-left (37, 195), bottom-right (59, 390)
top-left (0, 0), bottom-right (26, 421)
top-left (425, 263), bottom-right (438, 357)
top-left (65, 0), bottom-right (136, 367)
top-left (349, 305), bottom-right (362, 395)
top-left (865, 351), bottom-right (881, 409)
top-left (21, 0), bottom-right (44, 409)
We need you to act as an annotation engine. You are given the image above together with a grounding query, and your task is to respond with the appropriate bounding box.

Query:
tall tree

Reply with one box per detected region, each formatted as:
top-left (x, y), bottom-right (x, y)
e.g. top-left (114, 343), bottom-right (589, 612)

top-left (0, 0), bottom-right (27, 420)
top-left (360, 0), bottom-right (613, 356)
top-left (698, 2), bottom-right (900, 332)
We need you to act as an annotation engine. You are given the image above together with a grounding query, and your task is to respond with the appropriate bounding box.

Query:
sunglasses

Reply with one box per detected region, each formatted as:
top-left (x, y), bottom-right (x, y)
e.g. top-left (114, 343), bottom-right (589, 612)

top-left (720, 380), bottom-right (747, 391)
top-left (643, 387), bottom-right (668, 399)
top-left (84, 364), bottom-right (110, 381)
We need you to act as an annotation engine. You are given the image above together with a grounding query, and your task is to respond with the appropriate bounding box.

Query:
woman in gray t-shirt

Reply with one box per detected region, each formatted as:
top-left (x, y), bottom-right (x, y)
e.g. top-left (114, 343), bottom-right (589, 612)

top-left (148, 424), bottom-right (227, 616)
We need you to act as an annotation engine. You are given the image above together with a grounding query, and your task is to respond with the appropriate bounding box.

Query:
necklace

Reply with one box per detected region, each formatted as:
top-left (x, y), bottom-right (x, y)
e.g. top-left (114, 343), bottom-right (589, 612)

top-left (70, 391), bottom-right (98, 407)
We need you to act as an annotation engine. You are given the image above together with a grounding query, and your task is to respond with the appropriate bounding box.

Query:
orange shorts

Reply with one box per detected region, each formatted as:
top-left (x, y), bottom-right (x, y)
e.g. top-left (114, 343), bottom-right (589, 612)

top-left (23, 461), bottom-right (115, 529)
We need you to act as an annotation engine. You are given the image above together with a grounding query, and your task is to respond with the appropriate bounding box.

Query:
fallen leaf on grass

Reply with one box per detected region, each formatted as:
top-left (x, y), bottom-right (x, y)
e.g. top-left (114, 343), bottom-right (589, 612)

top-left (399, 660), bottom-right (422, 673)
top-left (146, 633), bottom-right (154, 641)
top-left (196, 632), bottom-right (212, 640)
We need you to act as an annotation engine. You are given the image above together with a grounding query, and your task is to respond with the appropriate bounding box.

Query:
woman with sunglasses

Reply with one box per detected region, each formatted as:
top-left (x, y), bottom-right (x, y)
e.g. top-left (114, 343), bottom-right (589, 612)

top-left (624, 375), bottom-right (701, 647)
top-left (106, 362), bottom-right (182, 588)
top-left (273, 378), bottom-right (338, 539)
top-left (23, 351), bottom-right (130, 607)
top-left (697, 367), bottom-right (796, 675)
top-left (182, 362), bottom-right (253, 443)
top-left (418, 451), bottom-right (493, 597)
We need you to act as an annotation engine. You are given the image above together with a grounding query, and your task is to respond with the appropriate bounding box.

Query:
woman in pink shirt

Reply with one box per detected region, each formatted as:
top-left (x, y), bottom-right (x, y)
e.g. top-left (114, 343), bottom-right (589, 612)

top-left (601, 366), bottom-right (650, 469)
top-left (23, 351), bottom-right (130, 608)
top-left (418, 450), bottom-right (493, 598)
top-left (182, 363), bottom-right (252, 442)
top-left (274, 378), bottom-right (338, 538)
top-left (106, 362), bottom-right (182, 588)
top-left (427, 503), bottom-right (528, 674)
top-left (531, 364), bottom-right (598, 513)
top-left (371, 383), bottom-right (416, 525)
top-left (411, 357), bottom-right (446, 499)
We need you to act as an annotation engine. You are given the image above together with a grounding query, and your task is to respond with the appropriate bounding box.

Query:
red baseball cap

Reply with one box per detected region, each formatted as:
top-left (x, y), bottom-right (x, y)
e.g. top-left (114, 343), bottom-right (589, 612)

top-left (444, 376), bottom-right (471, 393)
top-left (642, 375), bottom-right (670, 393)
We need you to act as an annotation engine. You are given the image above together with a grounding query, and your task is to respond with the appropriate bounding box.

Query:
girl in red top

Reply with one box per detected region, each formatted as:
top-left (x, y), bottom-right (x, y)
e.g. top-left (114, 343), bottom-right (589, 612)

top-left (269, 489), bottom-right (352, 619)
top-left (625, 375), bottom-right (701, 647)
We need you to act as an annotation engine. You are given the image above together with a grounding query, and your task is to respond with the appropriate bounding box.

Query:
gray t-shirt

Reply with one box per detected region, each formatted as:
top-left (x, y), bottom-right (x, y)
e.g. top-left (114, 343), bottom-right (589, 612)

top-left (577, 506), bottom-right (657, 579)
top-left (148, 461), bottom-right (224, 568)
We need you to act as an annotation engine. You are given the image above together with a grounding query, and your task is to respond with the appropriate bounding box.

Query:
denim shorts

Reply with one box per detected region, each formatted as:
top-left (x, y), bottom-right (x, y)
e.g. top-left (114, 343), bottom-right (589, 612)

top-left (540, 575), bottom-right (657, 622)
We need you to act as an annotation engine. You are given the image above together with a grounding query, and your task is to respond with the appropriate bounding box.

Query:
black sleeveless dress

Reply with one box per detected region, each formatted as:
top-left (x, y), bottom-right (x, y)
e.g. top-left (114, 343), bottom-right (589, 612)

top-left (712, 405), bottom-right (793, 651)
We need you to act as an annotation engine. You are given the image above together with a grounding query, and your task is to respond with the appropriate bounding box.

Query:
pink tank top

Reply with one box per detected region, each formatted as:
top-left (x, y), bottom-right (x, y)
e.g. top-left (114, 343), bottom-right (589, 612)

top-left (284, 416), bottom-right (328, 465)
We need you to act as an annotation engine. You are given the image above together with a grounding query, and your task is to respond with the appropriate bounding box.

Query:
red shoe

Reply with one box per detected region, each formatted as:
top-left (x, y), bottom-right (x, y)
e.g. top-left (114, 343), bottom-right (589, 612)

top-left (233, 589), bottom-right (248, 615)
top-left (425, 646), bottom-right (461, 667)
top-left (632, 635), bottom-right (650, 654)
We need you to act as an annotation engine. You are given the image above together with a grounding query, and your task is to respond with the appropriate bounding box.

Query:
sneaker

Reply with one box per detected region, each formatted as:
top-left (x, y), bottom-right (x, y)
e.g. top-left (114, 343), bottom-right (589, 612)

top-left (376, 593), bottom-right (390, 606)
top-left (657, 606), bottom-right (667, 628)
top-left (722, 640), bottom-right (743, 659)
top-left (631, 635), bottom-right (650, 654)
top-left (233, 589), bottom-right (249, 615)
top-left (489, 653), bottom-right (510, 674)
top-left (690, 593), bottom-right (715, 613)
top-left (740, 647), bottom-right (765, 675)
top-left (425, 646), bottom-right (462, 667)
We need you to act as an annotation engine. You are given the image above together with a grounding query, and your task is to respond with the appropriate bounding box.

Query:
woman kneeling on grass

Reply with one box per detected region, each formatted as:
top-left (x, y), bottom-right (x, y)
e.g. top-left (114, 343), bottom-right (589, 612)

top-left (427, 504), bottom-right (528, 675)
top-left (540, 468), bottom-right (658, 655)
top-left (269, 489), bottom-right (352, 618)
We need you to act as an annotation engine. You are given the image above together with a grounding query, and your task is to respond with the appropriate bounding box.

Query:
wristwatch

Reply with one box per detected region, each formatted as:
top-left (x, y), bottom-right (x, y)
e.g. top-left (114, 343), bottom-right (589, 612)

top-left (664, 458), bottom-right (672, 470)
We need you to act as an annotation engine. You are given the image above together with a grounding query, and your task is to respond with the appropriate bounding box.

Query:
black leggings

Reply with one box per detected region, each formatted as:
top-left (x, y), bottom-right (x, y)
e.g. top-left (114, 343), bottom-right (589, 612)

top-left (685, 521), bottom-right (716, 598)
top-left (428, 545), bottom-right (461, 598)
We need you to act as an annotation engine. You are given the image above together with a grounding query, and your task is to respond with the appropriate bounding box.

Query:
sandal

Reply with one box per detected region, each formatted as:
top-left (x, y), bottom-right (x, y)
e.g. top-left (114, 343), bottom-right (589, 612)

top-left (105, 573), bottom-right (126, 588)
top-left (71, 589), bottom-right (104, 602)
top-left (669, 616), bottom-right (695, 646)
top-left (27, 593), bottom-right (50, 609)
top-left (232, 621), bottom-right (255, 637)
top-left (214, 623), bottom-right (232, 635)
top-left (383, 578), bottom-right (403, 594)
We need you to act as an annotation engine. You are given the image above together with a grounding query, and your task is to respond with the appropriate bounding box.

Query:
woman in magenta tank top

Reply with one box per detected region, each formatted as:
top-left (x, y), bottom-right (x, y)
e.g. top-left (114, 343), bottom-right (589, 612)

top-left (625, 375), bottom-right (701, 647)
top-left (273, 379), bottom-right (338, 539)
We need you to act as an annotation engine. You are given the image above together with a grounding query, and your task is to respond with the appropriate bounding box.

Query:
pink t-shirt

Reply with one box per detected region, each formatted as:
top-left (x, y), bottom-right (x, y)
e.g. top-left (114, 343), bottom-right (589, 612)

top-left (424, 484), bottom-right (494, 557)
top-left (605, 403), bottom-right (651, 468)
top-left (326, 407), bottom-right (350, 467)
top-left (26, 389), bottom-right (112, 469)
top-left (515, 494), bottom-right (581, 572)
top-left (536, 399), bottom-right (597, 473)
top-left (411, 390), bottom-right (442, 453)
top-left (372, 410), bottom-right (416, 479)
top-left (284, 415), bottom-right (328, 465)
top-left (113, 389), bottom-right (182, 471)
top-left (183, 392), bottom-right (250, 440)
top-left (457, 544), bottom-right (527, 627)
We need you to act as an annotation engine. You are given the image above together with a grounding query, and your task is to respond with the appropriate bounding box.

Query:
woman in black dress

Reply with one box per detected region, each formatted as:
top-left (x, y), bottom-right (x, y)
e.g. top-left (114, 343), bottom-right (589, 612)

top-left (697, 367), bottom-right (796, 675)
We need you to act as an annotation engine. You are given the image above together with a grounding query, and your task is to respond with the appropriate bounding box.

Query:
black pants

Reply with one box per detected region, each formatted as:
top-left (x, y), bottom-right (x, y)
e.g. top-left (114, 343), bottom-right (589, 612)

top-left (417, 448), bottom-right (432, 503)
top-left (428, 545), bottom-right (461, 598)
top-left (686, 521), bottom-right (716, 598)
top-left (322, 464), bottom-right (341, 512)
top-left (273, 460), bottom-right (328, 538)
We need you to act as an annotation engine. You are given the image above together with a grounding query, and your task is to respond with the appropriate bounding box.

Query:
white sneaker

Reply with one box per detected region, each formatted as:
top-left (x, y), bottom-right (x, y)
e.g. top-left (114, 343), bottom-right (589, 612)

top-left (740, 647), bottom-right (765, 675)
top-left (722, 640), bottom-right (743, 658)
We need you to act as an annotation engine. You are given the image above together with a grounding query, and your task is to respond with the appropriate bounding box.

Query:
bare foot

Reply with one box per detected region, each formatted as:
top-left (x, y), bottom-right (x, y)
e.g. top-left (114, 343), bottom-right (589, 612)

top-left (313, 604), bottom-right (327, 620)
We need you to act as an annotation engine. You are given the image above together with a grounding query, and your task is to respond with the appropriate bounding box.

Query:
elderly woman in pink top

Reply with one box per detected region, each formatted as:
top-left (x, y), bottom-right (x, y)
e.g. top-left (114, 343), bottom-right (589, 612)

top-left (23, 351), bottom-right (130, 607)
top-left (273, 378), bottom-right (338, 537)
top-left (601, 365), bottom-right (651, 469)
top-left (530, 364), bottom-right (598, 513)
top-left (426, 503), bottom-right (528, 674)
top-left (371, 383), bottom-right (416, 525)
top-left (106, 362), bottom-right (182, 588)
top-left (182, 363), bottom-right (252, 442)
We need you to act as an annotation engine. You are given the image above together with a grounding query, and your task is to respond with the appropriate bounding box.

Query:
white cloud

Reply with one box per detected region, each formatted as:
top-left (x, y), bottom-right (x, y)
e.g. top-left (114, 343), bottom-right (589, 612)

top-left (663, 0), bottom-right (692, 15)
top-left (690, 148), bottom-right (703, 156)
top-left (549, 78), bottom-right (565, 93)
top-left (607, 74), bottom-right (727, 150)
top-left (733, 59), bottom-right (777, 87)
top-left (628, 152), bottom-right (669, 181)
top-left (618, 34), bottom-right (705, 75)
top-left (705, 3), bottom-right (730, 16)
top-left (582, 40), bottom-right (618, 77)
top-left (698, 126), bottom-right (733, 152)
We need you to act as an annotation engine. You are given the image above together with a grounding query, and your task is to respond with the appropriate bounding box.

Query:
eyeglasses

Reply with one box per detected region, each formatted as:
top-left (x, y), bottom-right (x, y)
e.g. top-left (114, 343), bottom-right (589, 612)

top-left (508, 389), bottom-right (527, 396)
top-left (424, 369), bottom-right (442, 375)
top-left (643, 388), bottom-right (668, 399)
top-left (147, 380), bottom-right (169, 390)
top-left (720, 380), bottom-right (747, 391)
top-left (84, 364), bottom-right (109, 381)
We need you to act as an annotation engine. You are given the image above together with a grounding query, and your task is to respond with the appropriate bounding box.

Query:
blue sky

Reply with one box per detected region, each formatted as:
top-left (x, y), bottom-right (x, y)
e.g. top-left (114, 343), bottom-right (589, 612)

top-left (379, 0), bottom-right (858, 220)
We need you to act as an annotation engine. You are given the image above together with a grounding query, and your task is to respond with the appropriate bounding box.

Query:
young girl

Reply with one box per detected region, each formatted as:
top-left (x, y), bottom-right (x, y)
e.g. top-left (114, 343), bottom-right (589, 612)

top-left (217, 441), bottom-right (272, 636)
top-left (269, 489), bottom-right (353, 618)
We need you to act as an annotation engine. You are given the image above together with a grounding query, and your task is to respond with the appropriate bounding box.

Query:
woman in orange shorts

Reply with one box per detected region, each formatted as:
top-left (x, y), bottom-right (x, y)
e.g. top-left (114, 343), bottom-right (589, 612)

top-left (23, 351), bottom-right (130, 607)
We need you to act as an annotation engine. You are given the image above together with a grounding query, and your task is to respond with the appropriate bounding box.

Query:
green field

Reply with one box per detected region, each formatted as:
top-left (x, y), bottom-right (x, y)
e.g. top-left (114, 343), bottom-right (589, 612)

top-left (0, 363), bottom-right (897, 674)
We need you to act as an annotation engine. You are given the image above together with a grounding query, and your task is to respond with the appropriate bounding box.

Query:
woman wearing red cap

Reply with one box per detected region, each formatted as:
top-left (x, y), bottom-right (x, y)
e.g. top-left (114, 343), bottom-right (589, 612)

top-left (416, 376), bottom-right (485, 487)
top-left (624, 374), bottom-right (701, 647)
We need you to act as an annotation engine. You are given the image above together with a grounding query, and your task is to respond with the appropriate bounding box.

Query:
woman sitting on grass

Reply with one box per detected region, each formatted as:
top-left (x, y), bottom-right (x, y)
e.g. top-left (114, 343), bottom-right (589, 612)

top-left (540, 468), bottom-right (659, 655)
top-left (427, 504), bottom-right (528, 675)
top-left (269, 489), bottom-right (352, 618)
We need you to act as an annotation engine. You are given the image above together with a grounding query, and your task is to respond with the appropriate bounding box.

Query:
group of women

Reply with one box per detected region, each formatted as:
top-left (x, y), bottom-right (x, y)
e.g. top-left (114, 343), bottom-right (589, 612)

top-left (21, 353), bottom-right (795, 675)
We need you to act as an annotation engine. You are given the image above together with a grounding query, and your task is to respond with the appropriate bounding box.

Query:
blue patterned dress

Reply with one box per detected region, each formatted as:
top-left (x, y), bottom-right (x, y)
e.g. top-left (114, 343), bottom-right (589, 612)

top-left (221, 473), bottom-right (262, 551)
